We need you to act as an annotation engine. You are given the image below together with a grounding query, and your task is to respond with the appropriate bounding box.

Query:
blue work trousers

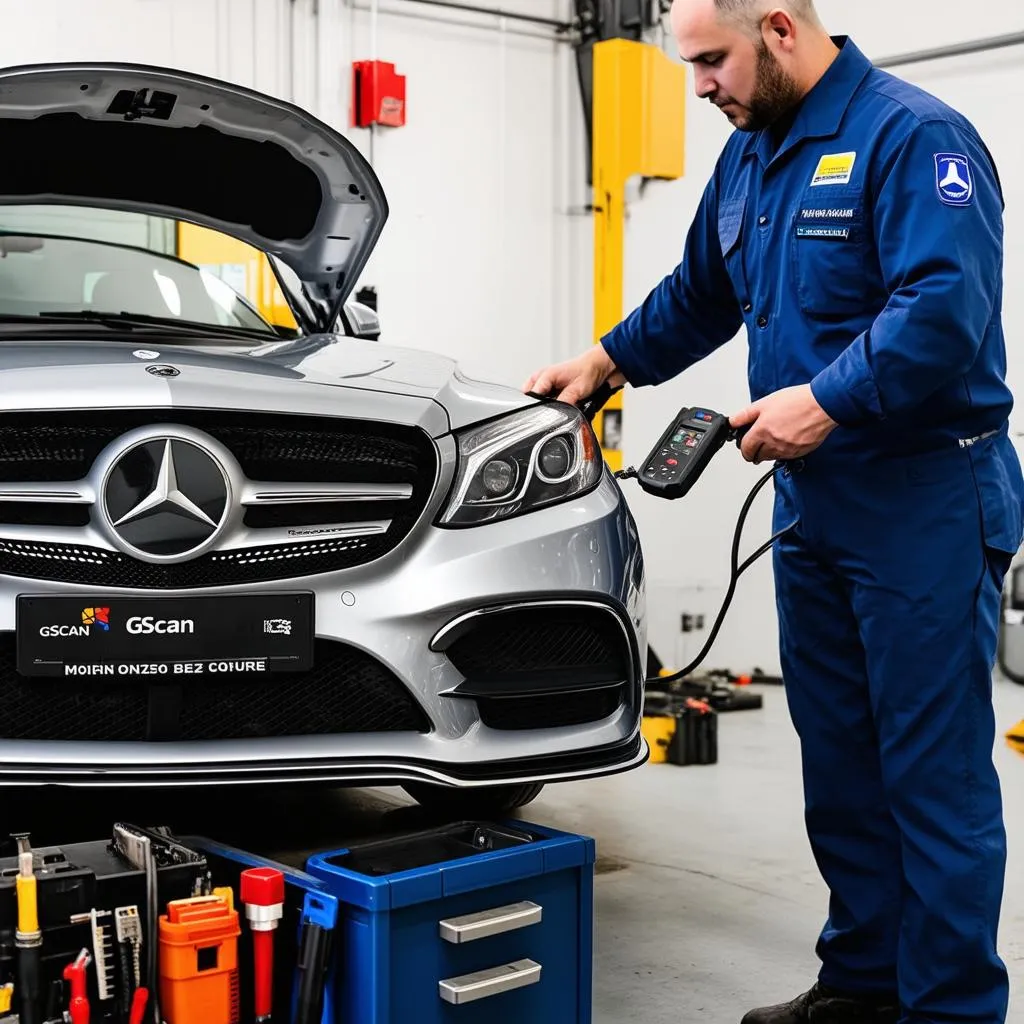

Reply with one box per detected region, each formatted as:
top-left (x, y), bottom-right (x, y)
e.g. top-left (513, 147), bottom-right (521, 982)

top-left (772, 432), bottom-right (1023, 1023)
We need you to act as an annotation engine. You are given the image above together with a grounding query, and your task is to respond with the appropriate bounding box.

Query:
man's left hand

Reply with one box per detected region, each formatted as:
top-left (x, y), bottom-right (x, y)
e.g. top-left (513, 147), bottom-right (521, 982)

top-left (730, 385), bottom-right (838, 464)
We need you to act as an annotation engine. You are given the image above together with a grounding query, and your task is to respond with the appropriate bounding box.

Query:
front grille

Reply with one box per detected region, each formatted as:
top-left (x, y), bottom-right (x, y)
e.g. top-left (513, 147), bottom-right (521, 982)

top-left (0, 636), bottom-right (431, 742)
top-left (478, 687), bottom-right (624, 731)
top-left (0, 410), bottom-right (437, 587)
top-left (445, 605), bottom-right (631, 678)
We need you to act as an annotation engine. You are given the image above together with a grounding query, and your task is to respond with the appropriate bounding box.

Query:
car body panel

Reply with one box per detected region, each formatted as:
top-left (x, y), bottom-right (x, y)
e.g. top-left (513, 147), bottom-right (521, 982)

top-left (0, 337), bottom-right (540, 434)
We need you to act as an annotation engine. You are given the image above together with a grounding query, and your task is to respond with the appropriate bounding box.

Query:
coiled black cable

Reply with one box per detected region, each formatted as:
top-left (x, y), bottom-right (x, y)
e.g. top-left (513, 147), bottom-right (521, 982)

top-left (650, 463), bottom-right (796, 684)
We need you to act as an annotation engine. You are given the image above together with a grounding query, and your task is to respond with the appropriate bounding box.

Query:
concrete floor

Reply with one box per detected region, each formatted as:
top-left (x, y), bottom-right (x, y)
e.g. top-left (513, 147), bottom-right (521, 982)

top-left (558, 677), bottom-right (1024, 1023)
top-left (3, 677), bottom-right (1023, 1022)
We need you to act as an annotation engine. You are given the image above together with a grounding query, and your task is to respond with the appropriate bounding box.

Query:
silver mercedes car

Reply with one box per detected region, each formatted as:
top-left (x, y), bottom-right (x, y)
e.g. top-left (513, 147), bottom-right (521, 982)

top-left (0, 62), bottom-right (648, 814)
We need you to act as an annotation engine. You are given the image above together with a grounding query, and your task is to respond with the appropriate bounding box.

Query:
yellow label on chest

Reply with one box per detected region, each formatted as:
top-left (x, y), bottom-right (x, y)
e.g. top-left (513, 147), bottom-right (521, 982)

top-left (810, 151), bottom-right (856, 187)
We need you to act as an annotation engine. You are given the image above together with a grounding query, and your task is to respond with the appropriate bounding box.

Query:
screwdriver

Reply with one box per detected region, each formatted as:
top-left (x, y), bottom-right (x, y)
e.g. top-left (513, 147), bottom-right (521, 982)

top-left (240, 868), bottom-right (285, 1023)
top-left (292, 893), bottom-right (336, 1024)
top-left (12, 834), bottom-right (41, 1024)
top-left (128, 986), bottom-right (149, 1024)
top-left (62, 949), bottom-right (91, 1024)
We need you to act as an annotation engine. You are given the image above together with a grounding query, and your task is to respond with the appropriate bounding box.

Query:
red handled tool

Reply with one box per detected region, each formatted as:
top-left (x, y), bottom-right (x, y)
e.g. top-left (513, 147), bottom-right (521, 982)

top-left (240, 868), bottom-right (285, 1023)
top-left (128, 986), bottom-right (149, 1024)
top-left (62, 948), bottom-right (91, 1024)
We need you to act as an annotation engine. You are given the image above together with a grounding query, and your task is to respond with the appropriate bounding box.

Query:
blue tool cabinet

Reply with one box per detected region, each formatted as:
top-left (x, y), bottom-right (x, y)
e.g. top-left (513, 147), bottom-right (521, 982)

top-left (305, 819), bottom-right (596, 1024)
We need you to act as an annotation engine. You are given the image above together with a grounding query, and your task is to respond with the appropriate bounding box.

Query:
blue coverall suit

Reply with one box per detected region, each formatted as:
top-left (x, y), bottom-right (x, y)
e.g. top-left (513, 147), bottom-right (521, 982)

top-left (601, 36), bottom-right (1024, 1023)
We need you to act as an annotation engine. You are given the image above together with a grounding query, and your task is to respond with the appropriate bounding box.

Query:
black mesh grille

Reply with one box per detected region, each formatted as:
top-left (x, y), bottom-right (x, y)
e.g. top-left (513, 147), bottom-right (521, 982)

top-left (445, 606), bottom-right (630, 677)
top-left (478, 688), bottom-right (624, 731)
top-left (0, 410), bottom-right (434, 483)
top-left (0, 410), bottom-right (436, 587)
top-left (0, 535), bottom-right (395, 589)
top-left (0, 421), bottom-right (116, 482)
top-left (0, 636), bottom-right (430, 742)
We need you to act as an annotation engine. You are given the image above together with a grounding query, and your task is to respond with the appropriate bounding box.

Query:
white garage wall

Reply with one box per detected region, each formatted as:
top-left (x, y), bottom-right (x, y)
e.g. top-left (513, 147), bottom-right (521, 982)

top-left (336, 0), bottom-right (576, 387)
top-left (609, 2), bottom-right (1024, 675)
top-left (0, 0), bottom-right (573, 387)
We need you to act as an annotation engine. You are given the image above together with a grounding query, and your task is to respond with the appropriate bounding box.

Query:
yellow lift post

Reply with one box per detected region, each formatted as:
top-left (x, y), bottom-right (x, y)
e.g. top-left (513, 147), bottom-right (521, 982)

top-left (589, 37), bottom-right (689, 736)
top-left (176, 222), bottom-right (298, 329)
top-left (590, 38), bottom-right (686, 471)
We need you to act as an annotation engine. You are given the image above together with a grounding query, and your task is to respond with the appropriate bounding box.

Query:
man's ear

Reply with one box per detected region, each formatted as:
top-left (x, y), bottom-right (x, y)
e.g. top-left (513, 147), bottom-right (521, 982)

top-left (762, 8), bottom-right (797, 48)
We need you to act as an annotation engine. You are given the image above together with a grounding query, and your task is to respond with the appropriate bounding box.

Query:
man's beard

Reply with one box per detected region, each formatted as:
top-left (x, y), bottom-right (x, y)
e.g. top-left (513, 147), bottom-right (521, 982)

top-left (733, 42), bottom-right (803, 132)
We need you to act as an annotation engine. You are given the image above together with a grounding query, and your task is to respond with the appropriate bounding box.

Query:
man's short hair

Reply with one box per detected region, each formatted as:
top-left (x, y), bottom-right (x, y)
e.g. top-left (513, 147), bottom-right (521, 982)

top-left (714, 0), bottom-right (820, 32)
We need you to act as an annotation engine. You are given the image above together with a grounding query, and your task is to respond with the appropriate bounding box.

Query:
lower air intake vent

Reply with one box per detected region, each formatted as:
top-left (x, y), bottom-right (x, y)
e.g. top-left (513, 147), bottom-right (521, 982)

top-left (442, 603), bottom-right (635, 731)
top-left (445, 604), bottom-right (631, 678)
top-left (0, 636), bottom-right (431, 742)
top-left (477, 688), bottom-right (625, 731)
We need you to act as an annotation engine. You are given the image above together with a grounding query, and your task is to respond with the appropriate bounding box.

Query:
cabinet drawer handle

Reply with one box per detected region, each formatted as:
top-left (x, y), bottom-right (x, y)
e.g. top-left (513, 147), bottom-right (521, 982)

top-left (439, 900), bottom-right (542, 944)
top-left (439, 959), bottom-right (542, 1005)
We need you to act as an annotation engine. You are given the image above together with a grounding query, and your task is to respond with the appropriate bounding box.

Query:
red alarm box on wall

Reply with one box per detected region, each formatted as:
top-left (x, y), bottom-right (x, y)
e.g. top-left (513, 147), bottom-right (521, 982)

top-left (352, 60), bottom-right (406, 128)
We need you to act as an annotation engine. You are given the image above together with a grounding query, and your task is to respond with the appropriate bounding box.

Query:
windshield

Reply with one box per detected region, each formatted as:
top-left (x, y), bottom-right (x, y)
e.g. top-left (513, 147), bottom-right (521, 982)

top-left (0, 207), bottom-right (280, 335)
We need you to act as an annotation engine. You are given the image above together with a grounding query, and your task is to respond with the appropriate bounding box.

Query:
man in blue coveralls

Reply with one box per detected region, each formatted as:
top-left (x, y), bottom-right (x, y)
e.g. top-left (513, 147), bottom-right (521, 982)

top-left (525, 1), bottom-right (1024, 1021)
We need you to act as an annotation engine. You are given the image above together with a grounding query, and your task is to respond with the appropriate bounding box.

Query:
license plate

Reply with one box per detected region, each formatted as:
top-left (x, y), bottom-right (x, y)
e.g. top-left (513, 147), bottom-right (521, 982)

top-left (16, 594), bottom-right (314, 678)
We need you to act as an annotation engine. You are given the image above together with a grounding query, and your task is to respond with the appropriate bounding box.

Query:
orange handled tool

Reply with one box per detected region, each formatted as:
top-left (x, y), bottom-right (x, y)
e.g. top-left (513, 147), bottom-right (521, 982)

top-left (159, 894), bottom-right (240, 1024)
top-left (240, 868), bottom-right (285, 1023)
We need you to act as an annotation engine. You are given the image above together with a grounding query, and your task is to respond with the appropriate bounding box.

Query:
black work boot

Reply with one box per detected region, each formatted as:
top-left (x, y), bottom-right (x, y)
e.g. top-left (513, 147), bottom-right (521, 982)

top-left (740, 983), bottom-right (900, 1024)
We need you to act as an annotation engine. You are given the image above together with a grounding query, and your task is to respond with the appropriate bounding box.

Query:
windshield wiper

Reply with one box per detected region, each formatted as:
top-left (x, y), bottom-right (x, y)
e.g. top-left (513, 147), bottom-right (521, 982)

top-left (30, 310), bottom-right (276, 340)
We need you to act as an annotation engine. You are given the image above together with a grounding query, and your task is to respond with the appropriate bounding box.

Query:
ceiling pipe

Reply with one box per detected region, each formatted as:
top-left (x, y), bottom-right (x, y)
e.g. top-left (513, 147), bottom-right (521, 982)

top-left (394, 0), bottom-right (575, 33)
top-left (875, 31), bottom-right (1024, 69)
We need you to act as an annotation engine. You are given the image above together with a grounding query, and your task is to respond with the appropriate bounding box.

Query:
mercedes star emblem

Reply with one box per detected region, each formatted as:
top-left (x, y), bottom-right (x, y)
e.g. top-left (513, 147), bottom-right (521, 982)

top-left (102, 436), bottom-right (230, 562)
top-left (147, 364), bottom-right (180, 377)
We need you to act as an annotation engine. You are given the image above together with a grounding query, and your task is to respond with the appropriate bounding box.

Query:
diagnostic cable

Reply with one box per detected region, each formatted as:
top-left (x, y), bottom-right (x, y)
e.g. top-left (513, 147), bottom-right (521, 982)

top-left (530, 382), bottom-right (798, 682)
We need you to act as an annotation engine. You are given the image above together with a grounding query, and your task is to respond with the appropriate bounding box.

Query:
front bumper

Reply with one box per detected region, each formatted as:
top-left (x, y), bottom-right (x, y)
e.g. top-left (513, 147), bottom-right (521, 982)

top-left (0, 469), bottom-right (648, 786)
top-left (0, 733), bottom-right (649, 788)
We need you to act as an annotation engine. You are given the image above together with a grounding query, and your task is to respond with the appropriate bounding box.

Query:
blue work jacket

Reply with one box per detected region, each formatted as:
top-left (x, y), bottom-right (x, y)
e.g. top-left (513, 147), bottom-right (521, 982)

top-left (601, 36), bottom-right (1013, 460)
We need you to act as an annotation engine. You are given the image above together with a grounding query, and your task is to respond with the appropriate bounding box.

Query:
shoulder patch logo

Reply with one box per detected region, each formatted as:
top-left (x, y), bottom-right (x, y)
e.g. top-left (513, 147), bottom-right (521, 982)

top-left (935, 153), bottom-right (974, 206)
top-left (810, 152), bottom-right (856, 187)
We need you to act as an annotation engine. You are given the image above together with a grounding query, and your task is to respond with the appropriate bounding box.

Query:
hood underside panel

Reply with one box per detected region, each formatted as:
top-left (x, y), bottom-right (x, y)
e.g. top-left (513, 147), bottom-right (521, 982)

top-left (1, 114), bottom-right (322, 242)
top-left (0, 63), bottom-right (388, 332)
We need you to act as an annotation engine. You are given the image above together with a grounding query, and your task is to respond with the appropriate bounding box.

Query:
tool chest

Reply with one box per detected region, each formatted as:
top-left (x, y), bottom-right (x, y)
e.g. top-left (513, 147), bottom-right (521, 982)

top-left (0, 825), bottom-right (211, 1024)
top-left (0, 819), bottom-right (596, 1024)
top-left (305, 819), bottom-right (596, 1024)
top-left (0, 824), bottom-right (339, 1024)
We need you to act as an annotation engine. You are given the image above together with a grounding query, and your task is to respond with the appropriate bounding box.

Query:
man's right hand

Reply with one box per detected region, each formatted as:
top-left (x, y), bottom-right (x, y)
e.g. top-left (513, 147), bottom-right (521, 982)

top-left (523, 345), bottom-right (626, 406)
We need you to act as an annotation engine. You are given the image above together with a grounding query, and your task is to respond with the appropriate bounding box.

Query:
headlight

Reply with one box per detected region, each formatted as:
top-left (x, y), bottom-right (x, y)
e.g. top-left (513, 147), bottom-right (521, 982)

top-left (438, 403), bottom-right (603, 527)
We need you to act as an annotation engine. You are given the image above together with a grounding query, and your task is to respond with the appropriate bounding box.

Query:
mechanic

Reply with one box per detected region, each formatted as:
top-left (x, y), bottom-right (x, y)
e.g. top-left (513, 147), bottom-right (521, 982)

top-left (525, 1), bottom-right (1024, 1022)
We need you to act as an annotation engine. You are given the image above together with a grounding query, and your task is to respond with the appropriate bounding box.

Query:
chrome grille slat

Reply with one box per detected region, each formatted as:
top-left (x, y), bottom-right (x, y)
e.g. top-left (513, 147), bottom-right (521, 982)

top-left (242, 481), bottom-right (413, 504)
top-left (0, 484), bottom-right (93, 503)
top-left (218, 520), bottom-right (392, 550)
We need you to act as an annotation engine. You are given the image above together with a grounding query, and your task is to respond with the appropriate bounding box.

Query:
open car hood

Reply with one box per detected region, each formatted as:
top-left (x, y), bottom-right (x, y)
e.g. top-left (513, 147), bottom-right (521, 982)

top-left (0, 61), bottom-right (387, 334)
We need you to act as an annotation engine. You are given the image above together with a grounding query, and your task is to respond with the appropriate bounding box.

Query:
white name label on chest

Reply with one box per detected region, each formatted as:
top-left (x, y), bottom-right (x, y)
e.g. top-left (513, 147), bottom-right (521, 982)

top-left (810, 152), bottom-right (857, 187)
top-left (801, 208), bottom-right (855, 219)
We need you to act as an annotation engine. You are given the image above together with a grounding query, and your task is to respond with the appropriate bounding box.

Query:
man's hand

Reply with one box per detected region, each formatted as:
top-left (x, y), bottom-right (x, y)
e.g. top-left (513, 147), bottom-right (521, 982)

top-left (523, 346), bottom-right (626, 406)
top-left (730, 385), bottom-right (837, 464)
